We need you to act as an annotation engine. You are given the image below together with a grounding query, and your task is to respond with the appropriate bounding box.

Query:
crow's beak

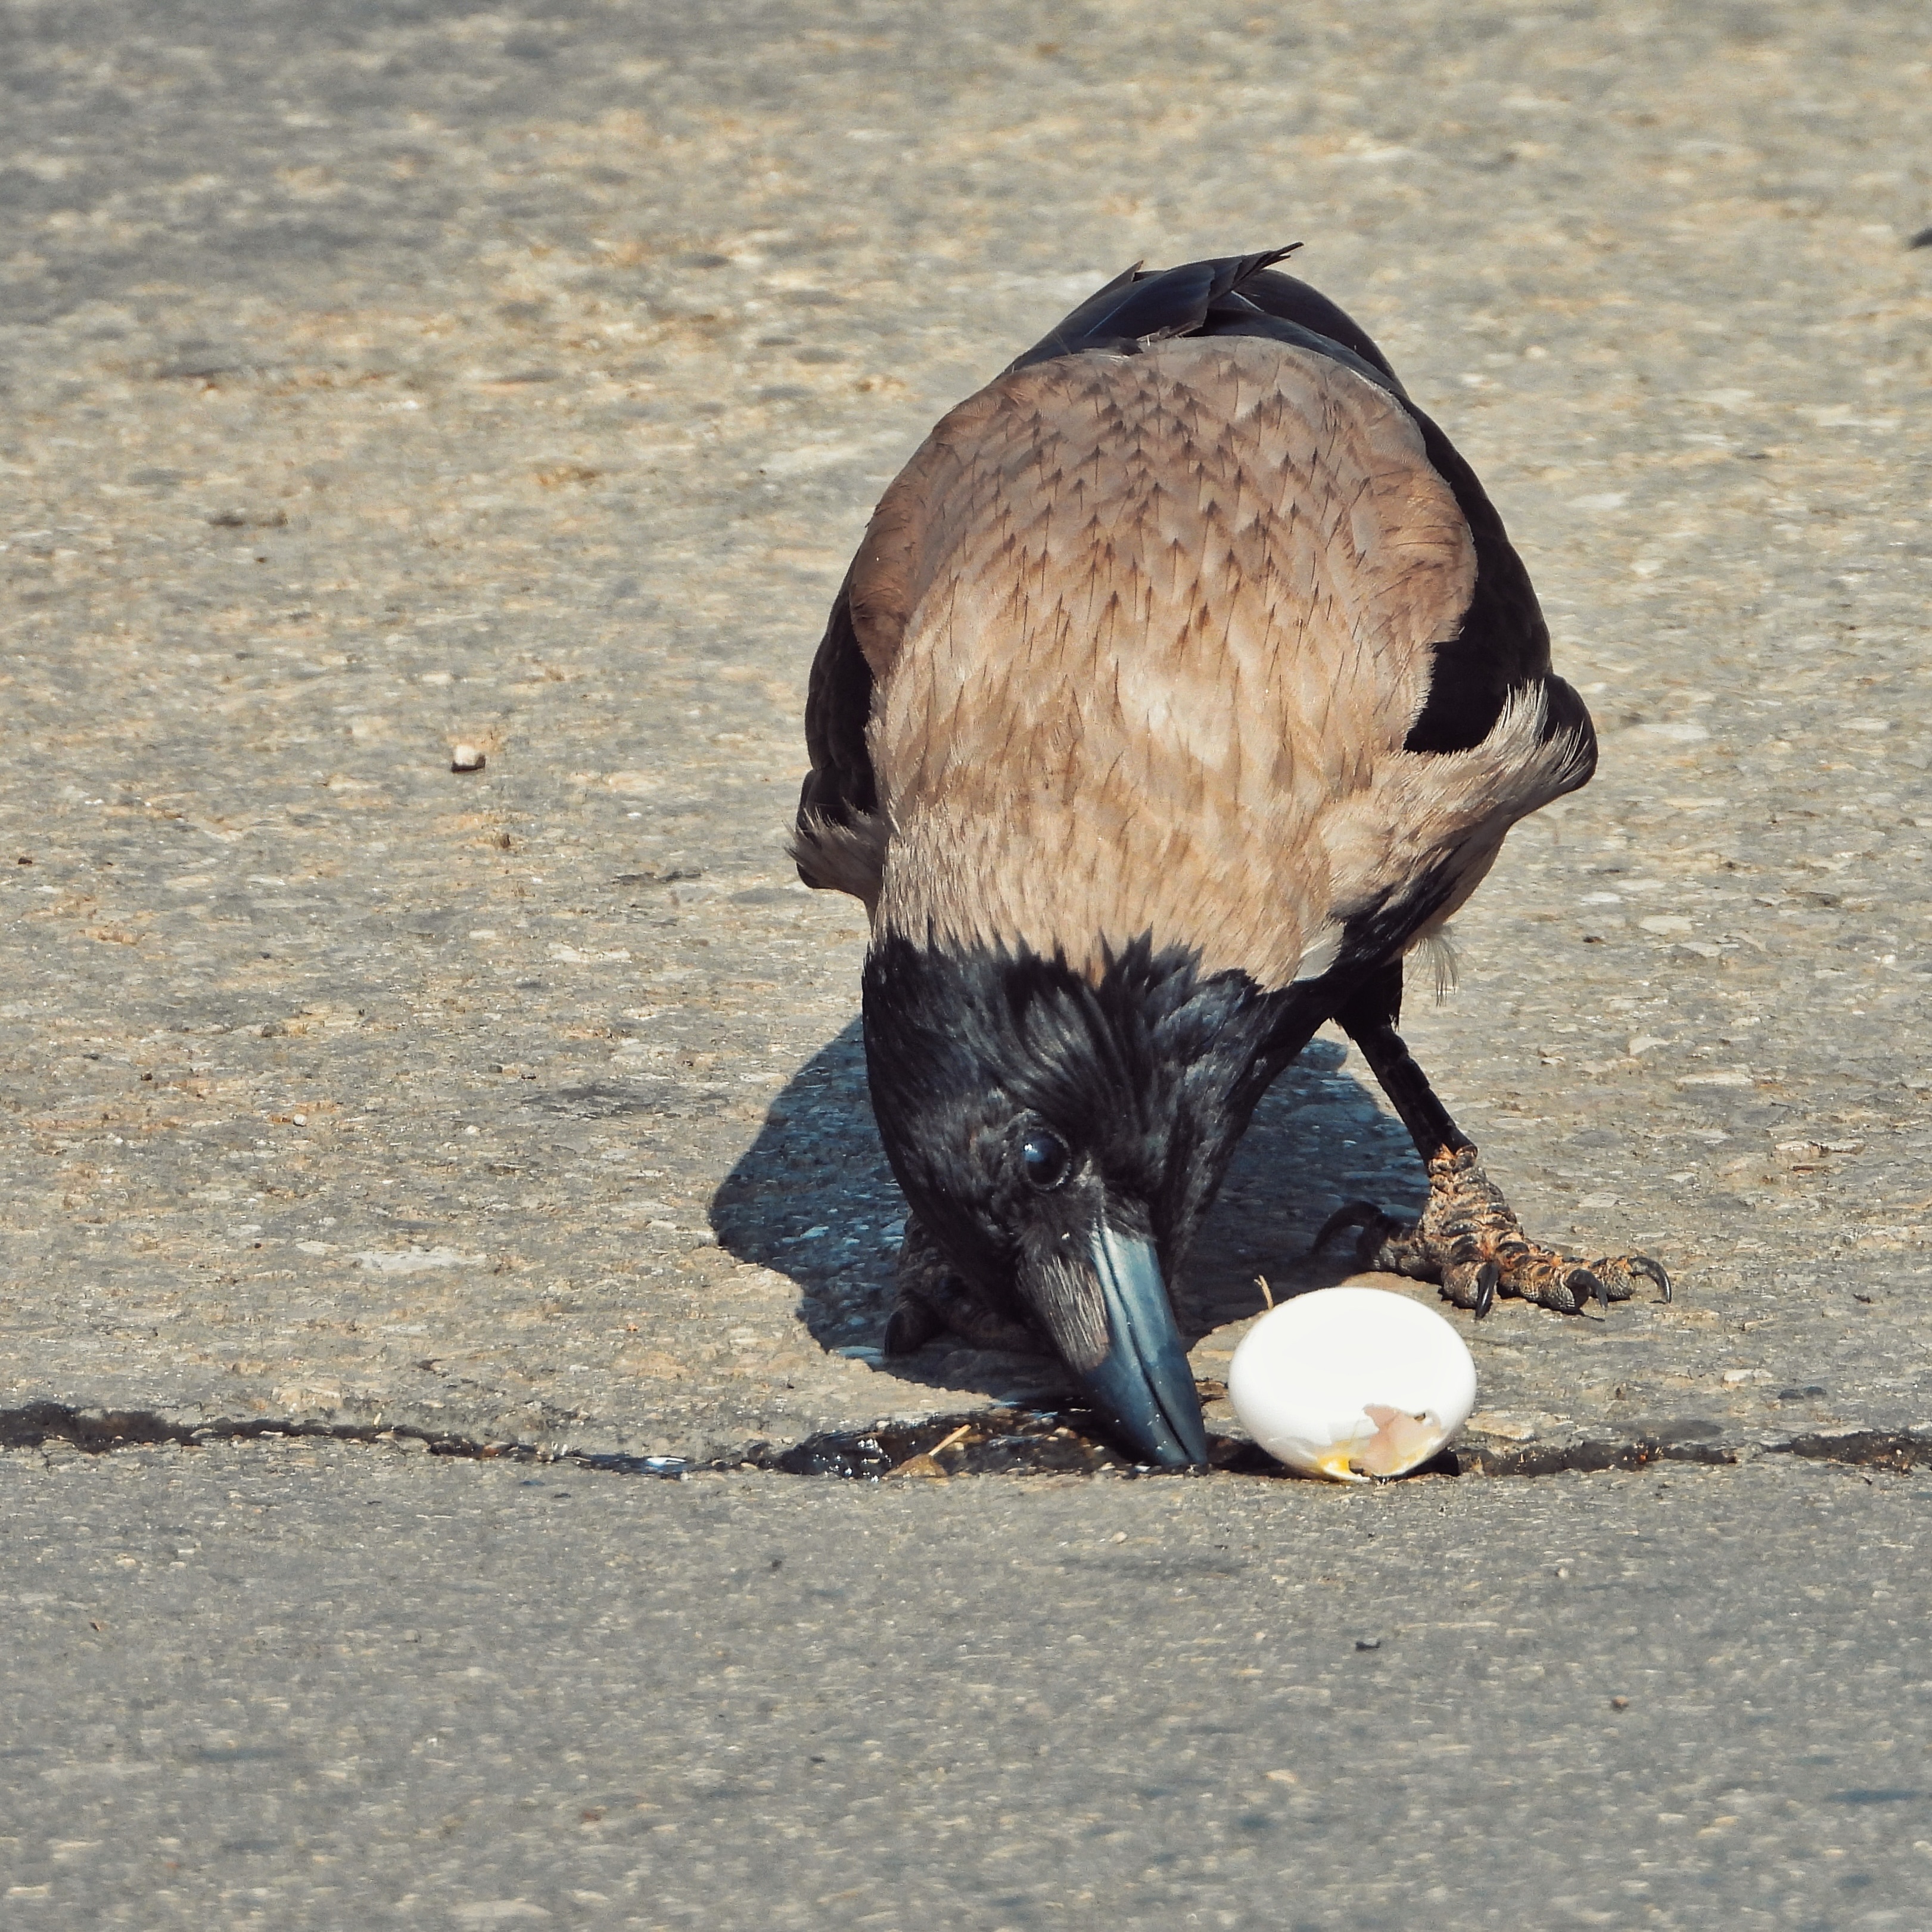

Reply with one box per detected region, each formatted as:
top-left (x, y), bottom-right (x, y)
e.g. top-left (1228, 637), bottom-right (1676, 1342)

top-left (1075, 1221), bottom-right (1209, 1470)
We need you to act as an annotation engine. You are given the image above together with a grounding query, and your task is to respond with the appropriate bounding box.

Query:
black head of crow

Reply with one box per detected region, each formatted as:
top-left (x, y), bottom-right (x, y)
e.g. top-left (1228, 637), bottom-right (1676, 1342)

top-left (794, 248), bottom-right (1668, 1470)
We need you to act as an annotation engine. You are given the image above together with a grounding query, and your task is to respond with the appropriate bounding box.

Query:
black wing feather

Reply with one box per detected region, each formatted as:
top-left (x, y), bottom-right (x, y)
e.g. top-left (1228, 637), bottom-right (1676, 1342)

top-left (1210, 265), bottom-right (1405, 385)
top-left (795, 573), bottom-right (876, 879)
top-left (1005, 248), bottom-right (1299, 372)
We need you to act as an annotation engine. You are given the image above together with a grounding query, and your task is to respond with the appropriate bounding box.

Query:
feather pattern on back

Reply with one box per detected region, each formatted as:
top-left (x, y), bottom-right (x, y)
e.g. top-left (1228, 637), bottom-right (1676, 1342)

top-left (794, 332), bottom-right (1584, 987)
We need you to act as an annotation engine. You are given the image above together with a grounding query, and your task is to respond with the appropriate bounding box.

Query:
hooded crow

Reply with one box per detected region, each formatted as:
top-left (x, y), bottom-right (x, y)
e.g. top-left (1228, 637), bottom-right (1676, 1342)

top-left (794, 248), bottom-right (1668, 1469)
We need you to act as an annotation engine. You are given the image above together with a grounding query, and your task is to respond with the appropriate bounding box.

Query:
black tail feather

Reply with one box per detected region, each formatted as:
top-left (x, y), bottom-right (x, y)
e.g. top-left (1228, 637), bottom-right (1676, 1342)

top-left (1006, 246), bottom-right (1301, 372)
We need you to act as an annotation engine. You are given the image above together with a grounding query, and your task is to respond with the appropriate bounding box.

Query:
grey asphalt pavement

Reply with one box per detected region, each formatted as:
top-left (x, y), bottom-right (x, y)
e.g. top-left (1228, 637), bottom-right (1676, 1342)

top-left (2, 1442), bottom-right (1930, 1930)
top-left (3, 2), bottom-right (1931, 1927)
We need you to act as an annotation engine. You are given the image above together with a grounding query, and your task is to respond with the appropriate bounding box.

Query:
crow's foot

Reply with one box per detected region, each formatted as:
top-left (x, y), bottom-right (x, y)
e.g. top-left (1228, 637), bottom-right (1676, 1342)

top-left (882, 1213), bottom-right (1041, 1355)
top-left (1314, 1143), bottom-right (1670, 1318)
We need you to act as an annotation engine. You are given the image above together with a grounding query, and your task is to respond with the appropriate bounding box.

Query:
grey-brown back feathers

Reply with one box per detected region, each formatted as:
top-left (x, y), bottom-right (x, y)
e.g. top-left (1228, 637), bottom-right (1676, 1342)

top-left (793, 334), bottom-right (1586, 985)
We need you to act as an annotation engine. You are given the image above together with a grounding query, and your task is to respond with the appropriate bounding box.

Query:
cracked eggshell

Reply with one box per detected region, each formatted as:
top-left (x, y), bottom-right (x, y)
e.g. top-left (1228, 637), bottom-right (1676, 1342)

top-left (1227, 1286), bottom-right (1477, 1483)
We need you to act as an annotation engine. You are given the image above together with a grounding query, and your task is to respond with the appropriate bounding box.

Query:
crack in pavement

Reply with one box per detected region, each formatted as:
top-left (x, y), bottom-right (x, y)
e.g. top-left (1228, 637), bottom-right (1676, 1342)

top-left (4, 1401), bottom-right (1926, 1483)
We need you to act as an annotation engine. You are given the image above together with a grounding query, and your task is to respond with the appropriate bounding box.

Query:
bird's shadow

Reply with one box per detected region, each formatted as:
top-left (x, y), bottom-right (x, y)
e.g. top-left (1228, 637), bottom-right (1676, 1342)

top-left (710, 1019), bottom-right (1427, 1404)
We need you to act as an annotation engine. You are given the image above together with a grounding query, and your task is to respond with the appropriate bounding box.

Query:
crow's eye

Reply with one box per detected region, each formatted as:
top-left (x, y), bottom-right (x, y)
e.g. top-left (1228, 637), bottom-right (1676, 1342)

top-left (1021, 1130), bottom-right (1071, 1191)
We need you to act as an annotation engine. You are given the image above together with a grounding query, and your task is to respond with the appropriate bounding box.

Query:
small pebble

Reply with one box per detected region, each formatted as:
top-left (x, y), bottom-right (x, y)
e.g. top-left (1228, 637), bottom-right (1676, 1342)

top-left (450, 743), bottom-right (486, 772)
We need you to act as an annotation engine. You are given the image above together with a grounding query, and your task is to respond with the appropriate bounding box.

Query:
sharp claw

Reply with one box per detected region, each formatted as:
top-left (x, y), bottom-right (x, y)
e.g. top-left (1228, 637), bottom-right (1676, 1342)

top-left (1565, 1265), bottom-right (1608, 1316)
top-left (1312, 1200), bottom-right (1384, 1257)
top-left (1473, 1261), bottom-right (1498, 1320)
top-left (1629, 1253), bottom-right (1673, 1303)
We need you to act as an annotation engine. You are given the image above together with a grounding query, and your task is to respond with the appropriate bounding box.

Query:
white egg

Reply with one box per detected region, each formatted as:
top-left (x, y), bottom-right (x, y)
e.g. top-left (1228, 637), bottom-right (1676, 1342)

top-left (1227, 1285), bottom-right (1477, 1483)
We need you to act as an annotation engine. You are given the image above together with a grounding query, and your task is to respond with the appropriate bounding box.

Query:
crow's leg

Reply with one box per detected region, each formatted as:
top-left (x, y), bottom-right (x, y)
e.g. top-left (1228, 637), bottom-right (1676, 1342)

top-left (883, 1212), bottom-right (1042, 1355)
top-left (1317, 962), bottom-right (1670, 1317)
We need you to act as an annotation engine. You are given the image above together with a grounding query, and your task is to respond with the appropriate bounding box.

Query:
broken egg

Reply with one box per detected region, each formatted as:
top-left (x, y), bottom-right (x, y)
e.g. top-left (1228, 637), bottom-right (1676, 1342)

top-left (1227, 1285), bottom-right (1476, 1483)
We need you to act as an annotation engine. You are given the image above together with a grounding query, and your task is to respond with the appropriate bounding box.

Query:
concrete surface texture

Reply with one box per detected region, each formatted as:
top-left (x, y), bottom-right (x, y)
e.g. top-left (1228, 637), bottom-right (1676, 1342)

top-left (4, 5), bottom-right (1932, 1928)
top-left (3, 0), bottom-right (1928, 1469)
top-left (1, 1440), bottom-right (1928, 1931)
